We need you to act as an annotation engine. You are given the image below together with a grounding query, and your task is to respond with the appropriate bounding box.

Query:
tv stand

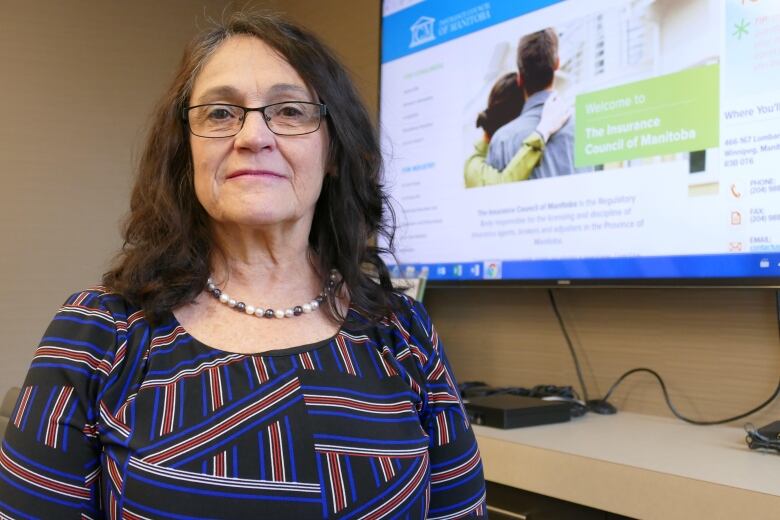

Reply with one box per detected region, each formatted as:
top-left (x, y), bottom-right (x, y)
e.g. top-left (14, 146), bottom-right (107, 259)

top-left (475, 412), bottom-right (780, 519)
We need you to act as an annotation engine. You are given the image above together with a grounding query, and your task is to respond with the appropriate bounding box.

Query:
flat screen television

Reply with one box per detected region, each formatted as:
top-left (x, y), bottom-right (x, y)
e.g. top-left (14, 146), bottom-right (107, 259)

top-left (379, 0), bottom-right (780, 285)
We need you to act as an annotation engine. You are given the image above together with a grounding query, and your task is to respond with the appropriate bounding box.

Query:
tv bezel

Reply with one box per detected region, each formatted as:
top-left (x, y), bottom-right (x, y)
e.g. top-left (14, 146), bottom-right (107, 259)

top-left (377, 0), bottom-right (780, 289)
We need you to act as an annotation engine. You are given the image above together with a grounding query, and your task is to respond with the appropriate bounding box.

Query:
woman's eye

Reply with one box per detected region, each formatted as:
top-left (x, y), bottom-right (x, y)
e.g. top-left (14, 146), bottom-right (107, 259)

top-left (278, 105), bottom-right (305, 117)
top-left (208, 108), bottom-right (234, 120)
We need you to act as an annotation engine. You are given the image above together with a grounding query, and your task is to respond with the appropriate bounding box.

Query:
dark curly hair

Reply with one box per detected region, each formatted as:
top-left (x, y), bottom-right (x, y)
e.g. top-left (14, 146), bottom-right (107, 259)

top-left (103, 10), bottom-right (397, 323)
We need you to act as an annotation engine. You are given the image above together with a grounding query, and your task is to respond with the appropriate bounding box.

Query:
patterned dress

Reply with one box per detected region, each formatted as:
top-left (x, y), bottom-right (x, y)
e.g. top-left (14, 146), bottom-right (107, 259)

top-left (0, 289), bottom-right (486, 519)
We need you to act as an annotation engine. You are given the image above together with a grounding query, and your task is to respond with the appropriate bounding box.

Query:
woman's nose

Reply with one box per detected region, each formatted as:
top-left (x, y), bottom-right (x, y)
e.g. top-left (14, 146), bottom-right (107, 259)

top-left (234, 110), bottom-right (276, 150)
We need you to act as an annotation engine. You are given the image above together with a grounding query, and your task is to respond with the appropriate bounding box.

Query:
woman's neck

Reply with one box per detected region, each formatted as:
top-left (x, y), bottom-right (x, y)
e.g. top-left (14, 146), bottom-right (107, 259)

top-left (209, 224), bottom-right (323, 307)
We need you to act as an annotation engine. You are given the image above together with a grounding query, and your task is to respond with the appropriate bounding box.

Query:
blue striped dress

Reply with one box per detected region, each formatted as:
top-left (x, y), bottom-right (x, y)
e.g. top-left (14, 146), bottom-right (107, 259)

top-left (0, 288), bottom-right (486, 519)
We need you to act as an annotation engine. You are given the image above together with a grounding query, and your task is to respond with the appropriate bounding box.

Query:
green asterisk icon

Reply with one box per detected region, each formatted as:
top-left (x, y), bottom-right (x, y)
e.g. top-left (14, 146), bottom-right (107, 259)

top-left (733, 18), bottom-right (750, 39)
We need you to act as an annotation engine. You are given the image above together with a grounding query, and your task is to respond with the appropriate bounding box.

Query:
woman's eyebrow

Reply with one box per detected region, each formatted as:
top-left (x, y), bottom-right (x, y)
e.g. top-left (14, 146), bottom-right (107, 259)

top-left (266, 83), bottom-right (312, 100)
top-left (193, 85), bottom-right (242, 104)
top-left (193, 83), bottom-right (312, 104)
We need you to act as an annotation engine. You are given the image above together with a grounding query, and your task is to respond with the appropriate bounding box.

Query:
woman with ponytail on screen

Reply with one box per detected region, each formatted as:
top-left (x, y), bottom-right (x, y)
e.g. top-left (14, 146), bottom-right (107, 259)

top-left (464, 72), bottom-right (571, 188)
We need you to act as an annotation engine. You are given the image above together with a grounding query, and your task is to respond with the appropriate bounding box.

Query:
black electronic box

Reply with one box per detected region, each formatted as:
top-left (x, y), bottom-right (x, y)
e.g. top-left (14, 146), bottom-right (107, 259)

top-left (465, 394), bottom-right (571, 429)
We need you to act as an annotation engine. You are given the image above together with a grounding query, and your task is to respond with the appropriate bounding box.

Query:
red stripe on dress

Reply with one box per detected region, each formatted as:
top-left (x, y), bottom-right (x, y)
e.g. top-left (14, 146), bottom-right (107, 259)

top-left (405, 375), bottom-right (422, 397)
top-left (209, 366), bottom-right (223, 411)
top-left (379, 456), bottom-right (395, 482)
top-left (127, 310), bottom-right (145, 326)
top-left (144, 379), bottom-right (299, 465)
top-left (123, 509), bottom-right (144, 520)
top-left (213, 450), bottom-right (227, 477)
top-left (109, 490), bottom-right (119, 520)
top-left (431, 449), bottom-right (481, 483)
top-left (267, 421), bottom-right (286, 481)
top-left (12, 386), bottom-right (33, 428)
top-left (0, 448), bottom-right (90, 498)
top-left (336, 336), bottom-right (357, 376)
top-left (150, 326), bottom-right (186, 349)
top-left (72, 292), bottom-right (89, 306)
top-left (45, 387), bottom-right (74, 448)
top-left (378, 349), bottom-right (398, 377)
top-left (389, 313), bottom-right (411, 342)
top-left (116, 396), bottom-right (134, 426)
top-left (428, 359), bottom-right (446, 380)
top-left (436, 413), bottom-right (449, 446)
top-left (299, 352), bottom-right (315, 370)
top-left (34, 347), bottom-right (100, 369)
top-left (360, 455), bottom-right (428, 520)
top-left (327, 452), bottom-right (347, 512)
top-left (252, 356), bottom-right (269, 384)
top-left (106, 456), bottom-right (123, 494)
top-left (160, 382), bottom-right (176, 436)
top-left (304, 395), bottom-right (410, 413)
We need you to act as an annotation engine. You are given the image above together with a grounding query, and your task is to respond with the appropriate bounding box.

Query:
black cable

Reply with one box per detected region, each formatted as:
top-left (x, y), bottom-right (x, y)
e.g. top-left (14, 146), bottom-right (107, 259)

top-left (548, 288), bottom-right (780, 422)
top-left (602, 367), bottom-right (780, 425)
top-left (547, 289), bottom-right (589, 403)
top-left (775, 289), bottom-right (780, 343)
top-left (745, 422), bottom-right (780, 452)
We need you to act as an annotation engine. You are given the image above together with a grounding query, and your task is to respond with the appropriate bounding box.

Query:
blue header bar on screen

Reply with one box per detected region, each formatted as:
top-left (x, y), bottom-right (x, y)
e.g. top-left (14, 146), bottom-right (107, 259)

top-left (389, 253), bottom-right (780, 282)
top-left (382, 0), bottom-right (564, 63)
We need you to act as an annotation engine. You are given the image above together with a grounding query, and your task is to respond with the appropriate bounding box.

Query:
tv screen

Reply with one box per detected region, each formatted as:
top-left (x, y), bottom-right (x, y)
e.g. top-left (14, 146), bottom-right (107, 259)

top-left (379, 0), bottom-right (780, 284)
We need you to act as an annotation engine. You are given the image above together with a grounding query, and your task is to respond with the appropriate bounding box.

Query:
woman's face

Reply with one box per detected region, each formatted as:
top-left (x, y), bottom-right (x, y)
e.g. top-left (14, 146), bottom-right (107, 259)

top-left (188, 35), bottom-right (329, 235)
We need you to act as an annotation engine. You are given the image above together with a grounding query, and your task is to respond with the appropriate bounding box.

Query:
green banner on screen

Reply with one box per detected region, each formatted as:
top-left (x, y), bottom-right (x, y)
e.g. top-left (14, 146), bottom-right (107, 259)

top-left (574, 64), bottom-right (720, 167)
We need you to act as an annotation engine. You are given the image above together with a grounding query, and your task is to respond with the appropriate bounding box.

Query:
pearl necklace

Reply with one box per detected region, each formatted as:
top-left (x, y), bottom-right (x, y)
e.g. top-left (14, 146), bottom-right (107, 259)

top-left (206, 270), bottom-right (337, 319)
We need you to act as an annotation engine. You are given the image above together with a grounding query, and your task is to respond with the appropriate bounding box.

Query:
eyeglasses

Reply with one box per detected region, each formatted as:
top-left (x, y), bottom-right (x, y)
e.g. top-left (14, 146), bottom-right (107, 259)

top-left (183, 101), bottom-right (328, 138)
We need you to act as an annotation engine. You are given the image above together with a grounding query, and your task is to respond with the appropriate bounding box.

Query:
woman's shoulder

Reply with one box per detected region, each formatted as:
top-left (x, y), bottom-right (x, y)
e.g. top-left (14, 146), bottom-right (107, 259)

top-left (348, 291), bottom-right (430, 340)
top-left (368, 293), bottom-right (449, 391)
top-left (369, 291), bottom-right (436, 351)
top-left (390, 291), bottom-right (430, 321)
top-left (361, 290), bottom-right (423, 324)
top-left (23, 287), bottom-right (155, 392)
top-left (52, 286), bottom-right (161, 346)
top-left (59, 285), bottom-right (144, 323)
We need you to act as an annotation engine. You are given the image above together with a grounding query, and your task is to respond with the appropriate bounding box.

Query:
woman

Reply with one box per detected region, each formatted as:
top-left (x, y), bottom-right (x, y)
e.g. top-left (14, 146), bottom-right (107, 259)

top-left (0, 11), bottom-right (485, 520)
top-left (464, 72), bottom-right (571, 188)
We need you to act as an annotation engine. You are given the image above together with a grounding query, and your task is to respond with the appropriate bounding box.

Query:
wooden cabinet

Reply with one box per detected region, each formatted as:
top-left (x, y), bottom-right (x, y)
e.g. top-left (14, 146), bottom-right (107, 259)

top-left (486, 481), bottom-right (633, 519)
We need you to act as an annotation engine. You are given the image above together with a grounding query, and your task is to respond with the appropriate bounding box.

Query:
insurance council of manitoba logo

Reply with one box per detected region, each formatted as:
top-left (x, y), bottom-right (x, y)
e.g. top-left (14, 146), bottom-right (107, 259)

top-left (410, 16), bottom-right (436, 48)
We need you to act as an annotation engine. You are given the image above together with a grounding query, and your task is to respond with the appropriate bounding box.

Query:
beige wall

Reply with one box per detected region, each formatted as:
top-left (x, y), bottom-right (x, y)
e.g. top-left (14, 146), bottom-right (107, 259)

top-left (4, 0), bottom-right (779, 427)
top-left (0, 1), bottom-right (231, 397)
top-left (426, 288), bottom-right (780, 424)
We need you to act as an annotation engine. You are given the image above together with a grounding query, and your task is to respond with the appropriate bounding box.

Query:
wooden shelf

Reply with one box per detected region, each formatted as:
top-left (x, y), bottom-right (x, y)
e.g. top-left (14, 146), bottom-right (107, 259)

top-left (474, 412), bottom-right (780, 519)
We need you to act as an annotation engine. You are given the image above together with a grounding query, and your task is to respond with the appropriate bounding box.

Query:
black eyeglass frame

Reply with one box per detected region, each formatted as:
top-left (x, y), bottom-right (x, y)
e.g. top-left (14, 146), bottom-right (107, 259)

top-left (182, 101), bottom-right (328, 138)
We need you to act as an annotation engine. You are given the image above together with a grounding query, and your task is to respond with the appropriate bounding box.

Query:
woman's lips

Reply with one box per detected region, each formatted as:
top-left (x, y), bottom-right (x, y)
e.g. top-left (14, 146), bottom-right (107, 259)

top-left (226, 169), bottom-right (285, 180)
